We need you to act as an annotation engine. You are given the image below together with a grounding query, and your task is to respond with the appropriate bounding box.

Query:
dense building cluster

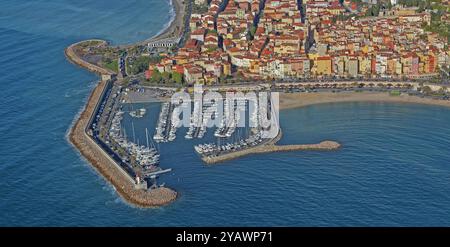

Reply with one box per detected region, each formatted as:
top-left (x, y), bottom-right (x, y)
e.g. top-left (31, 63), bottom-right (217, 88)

top-left (311, 12), bottom-right (446, 78)
top-left (147, 0), bottom-right (449, 84)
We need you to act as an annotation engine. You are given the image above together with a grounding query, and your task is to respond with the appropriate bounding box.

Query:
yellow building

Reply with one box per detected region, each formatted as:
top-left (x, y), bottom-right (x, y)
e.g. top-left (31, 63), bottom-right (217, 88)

top-left (328, 6), bottom-right (345, 15)
top-left (308, 51), bottom-right (319, 61)
top-left (395, 8), bottom-right (417, 16)
top-left (249, 60), bottom-right (260, 74)
top-left (361, 45), bottom-right (369, 54)
top-left (359, 57), bottom-right (371, 75)
top-left (315, 56), bottom-right (332, 76)
top-left (223, 62), bottom-right (231, 76)
top-left (274, 43), bottom-right (298, 56)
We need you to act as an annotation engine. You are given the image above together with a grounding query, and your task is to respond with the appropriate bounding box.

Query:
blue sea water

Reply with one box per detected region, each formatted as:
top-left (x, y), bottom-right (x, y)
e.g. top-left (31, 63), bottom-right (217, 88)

top-left (1, 0), bottom-right (450, 226)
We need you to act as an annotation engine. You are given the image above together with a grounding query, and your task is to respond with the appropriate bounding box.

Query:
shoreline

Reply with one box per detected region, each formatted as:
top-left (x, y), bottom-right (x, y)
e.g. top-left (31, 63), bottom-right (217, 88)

top-left (122, 0), bottom-right (185, 48)
top-left (279, 91), bottom-right (450, 110)
top-left (153, 0), bottom-right (182, 40)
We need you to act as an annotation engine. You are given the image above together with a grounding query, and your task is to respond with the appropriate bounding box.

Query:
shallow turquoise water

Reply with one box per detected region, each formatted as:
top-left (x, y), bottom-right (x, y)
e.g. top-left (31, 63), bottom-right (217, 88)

top-left (1, 0), bottom-right (450, 226)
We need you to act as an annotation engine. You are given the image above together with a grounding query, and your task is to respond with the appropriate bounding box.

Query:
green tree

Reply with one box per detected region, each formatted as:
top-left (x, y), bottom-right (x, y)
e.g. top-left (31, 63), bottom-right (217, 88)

top-left (161, 71), bottom-right (171, 81)
top-left (151, 69), bottom-right (162, 83)
top-left (130, 56), bottom-right (151, 75)
top-left (172, 72), bottom-right (183, 84)
top-left (249, 26), bottom-right (257, 38)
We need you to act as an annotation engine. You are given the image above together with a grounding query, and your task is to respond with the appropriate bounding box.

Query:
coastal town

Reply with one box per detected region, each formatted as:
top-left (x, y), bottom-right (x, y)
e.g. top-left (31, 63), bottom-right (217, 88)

top-left (65, 0), bottom-right (450, 207)
top-left (146, 0), bottom-right (449, 84)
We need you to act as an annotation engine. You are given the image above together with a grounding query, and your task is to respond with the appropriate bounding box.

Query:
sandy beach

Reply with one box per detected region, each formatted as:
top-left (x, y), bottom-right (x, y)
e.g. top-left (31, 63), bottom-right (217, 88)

top-left (279, 91), bottom-right (450, 110)
top-left (153, 0), bottom-right (184, 40)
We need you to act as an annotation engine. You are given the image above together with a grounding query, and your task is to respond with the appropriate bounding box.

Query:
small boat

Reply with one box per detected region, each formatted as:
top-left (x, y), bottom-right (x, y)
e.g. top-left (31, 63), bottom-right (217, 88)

top-left (130, 108), bottom-right (146, 118)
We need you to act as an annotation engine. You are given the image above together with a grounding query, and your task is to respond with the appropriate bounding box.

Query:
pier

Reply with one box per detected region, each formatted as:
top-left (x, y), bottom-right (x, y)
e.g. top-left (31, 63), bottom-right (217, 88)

top-left (154, 102), bottom-right (178, 142)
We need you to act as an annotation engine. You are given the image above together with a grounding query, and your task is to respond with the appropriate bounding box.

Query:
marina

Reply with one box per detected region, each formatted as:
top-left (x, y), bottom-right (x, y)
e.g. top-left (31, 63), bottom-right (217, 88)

top-left (193, 95), bottom-right (280, 163)
top-left (109, 109), bottom-right (165, 178)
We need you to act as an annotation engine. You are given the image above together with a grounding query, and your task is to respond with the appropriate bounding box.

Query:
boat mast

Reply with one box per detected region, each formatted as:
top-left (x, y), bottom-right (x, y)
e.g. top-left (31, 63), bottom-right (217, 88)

top-left (146, 128), bottom-right (150, 148)
top-left (123, 125), bottom-right (127, 140)
top-left (132, 121), bottom-right (136, 143)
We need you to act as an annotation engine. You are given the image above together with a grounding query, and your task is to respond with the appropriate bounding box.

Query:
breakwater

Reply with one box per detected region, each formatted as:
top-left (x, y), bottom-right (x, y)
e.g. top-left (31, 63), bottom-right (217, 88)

top-left (64, 40), bottom-right (115, 76)
top-left (66, 46), bottom-right (177, 207)
top-left (68, 78), bottom-right (177, 207)
top-left (63, 0), bottom-right (191, 206)
top-left (201, 131), bottom-right (341, 164)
